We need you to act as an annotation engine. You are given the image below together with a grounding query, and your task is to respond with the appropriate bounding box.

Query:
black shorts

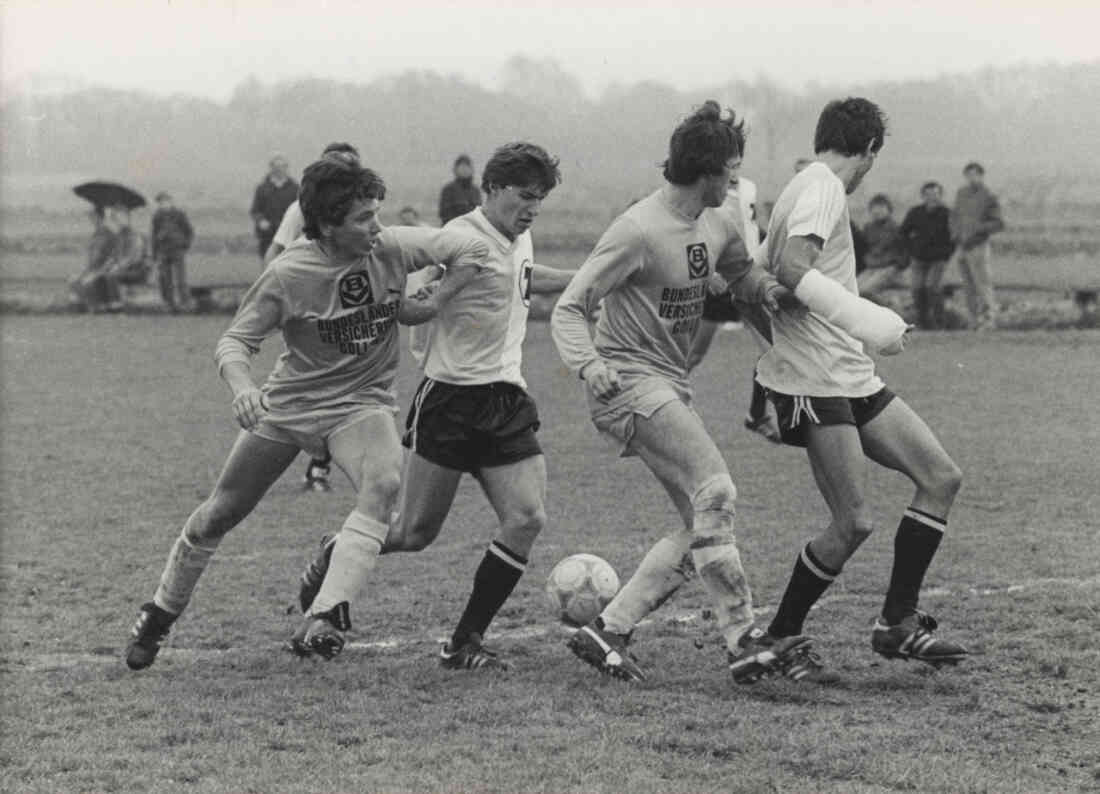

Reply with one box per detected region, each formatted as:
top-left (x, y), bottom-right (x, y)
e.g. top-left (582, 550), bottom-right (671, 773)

top-left (701, 291), bottom-right (742, 323)
top-left (764, 386), bottom-right (896, 448)
top-left (403, 378), bottom-right (542, 472)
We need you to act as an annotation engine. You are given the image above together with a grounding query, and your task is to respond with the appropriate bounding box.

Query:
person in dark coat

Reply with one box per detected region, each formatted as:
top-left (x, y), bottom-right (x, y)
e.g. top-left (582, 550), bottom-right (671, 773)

top-left (250, 154), bottom-right (299, 263)
top-left (899, 182), bottom-right (955, 329)
top-left (152, 192), bottom-right (195, 312)
top-left (857, 193), bottom-right (907, 299)
top-left (438, 154), bottom-right (481, 225)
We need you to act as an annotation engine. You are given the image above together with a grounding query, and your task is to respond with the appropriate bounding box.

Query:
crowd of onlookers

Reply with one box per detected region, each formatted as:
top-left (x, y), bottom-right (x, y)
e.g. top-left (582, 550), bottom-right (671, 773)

top-left (854, 162), bottom-right (1004, 330)
top-left (73, 152), bottom-right (1003, 330)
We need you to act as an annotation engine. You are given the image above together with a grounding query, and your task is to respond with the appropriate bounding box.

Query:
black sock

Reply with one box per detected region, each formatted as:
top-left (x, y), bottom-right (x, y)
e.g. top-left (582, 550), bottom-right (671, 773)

top-left (882, 507), bottom-right (945, 624)
top-left (768, 542), bottom-right (840, 638)
top-left (749, 380), bottom-right (769, 421)
top-left (451, 541), bottom-right (527, 648)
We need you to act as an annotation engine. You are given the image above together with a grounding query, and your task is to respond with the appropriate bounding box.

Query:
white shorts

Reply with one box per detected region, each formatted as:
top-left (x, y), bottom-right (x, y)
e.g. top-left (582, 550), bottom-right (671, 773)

top-left (589, 375), bottom-right (697, 457)
top-left (250, 402), bottom-right (397, 460)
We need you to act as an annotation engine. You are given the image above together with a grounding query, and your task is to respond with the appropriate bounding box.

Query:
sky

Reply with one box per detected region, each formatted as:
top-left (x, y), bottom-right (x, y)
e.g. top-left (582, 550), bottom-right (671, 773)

top-left (1, 0), bottom-right (1097, 100)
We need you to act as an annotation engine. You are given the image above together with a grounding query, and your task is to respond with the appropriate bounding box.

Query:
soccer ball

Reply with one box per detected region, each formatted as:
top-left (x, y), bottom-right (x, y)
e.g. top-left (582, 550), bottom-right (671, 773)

top-left (546, 553), bottom-right (620, 626)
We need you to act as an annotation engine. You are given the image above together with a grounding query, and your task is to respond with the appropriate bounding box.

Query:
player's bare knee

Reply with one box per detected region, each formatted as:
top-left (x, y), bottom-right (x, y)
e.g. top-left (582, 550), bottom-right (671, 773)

top-left (502, 504), bottom-right (546, 547)
top-left (358, 468), bottom-right (402, 514)
top-left (929, 460), bottom-right (963, 504)
top-left (837, 513), bottom-right (875, 547)
top-left (690, 473), bottom-right (737, 517)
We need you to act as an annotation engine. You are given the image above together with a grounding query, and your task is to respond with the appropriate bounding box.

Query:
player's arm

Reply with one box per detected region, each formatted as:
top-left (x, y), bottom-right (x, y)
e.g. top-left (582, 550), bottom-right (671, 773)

top-left (528, 264), bottom-right (575, 294)
top-left (716, 235), bottom-right (795, 313)
top-left (391, 227), bottom-right (488, 324)
top-left (399, 264), bottom-right (478, 326)
top-left (551, 218), bottom-right (644, 398)
top-left (214, 269), bottom-right (289, 429)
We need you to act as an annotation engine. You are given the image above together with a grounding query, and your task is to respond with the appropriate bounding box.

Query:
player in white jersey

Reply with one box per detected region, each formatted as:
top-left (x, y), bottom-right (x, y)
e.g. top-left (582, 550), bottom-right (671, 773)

top-left (552, 102), bottom-right (813, 685)
top-left (123, 158), bottom-right (489, 669)
top-left (755, 98), bottom-right (967, 677)
top-left (295, 143), bottom-right (576, 669)
top-left (263, 142), bottom-right (363, 494)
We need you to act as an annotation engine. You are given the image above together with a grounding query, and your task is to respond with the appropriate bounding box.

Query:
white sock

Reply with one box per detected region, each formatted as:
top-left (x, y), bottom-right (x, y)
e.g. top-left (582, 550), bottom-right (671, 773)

top-left (153, 527), bottom-right (220, 615)
top-left (600, 532), bottom-right (693, 635)
top-left (309, 510), bottom-right (386, 617)
top-left (690, 475), bottom-right (755, 649)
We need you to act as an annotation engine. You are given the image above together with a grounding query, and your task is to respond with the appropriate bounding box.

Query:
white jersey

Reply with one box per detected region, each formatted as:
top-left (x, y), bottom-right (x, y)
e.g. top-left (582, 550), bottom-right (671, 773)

top-left (272, 201), bottom-right (305, 251)
top-left (422, 208), bottom-right (532, 388)
top-left (755, 162), bottom-right (884, 397)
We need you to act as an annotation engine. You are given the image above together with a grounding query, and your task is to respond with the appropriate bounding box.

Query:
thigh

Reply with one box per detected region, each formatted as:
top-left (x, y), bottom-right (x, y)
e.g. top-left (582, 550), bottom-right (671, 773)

top-left (209, 430), bottom-right (300, 514)
top-left (630, 399), bottom-right (728, 499)
top-left (804, 421), bottom-right (869, 520)
top-left (858, 395), bottom-right (955, 489)
top-left (476, 453), bottom-right (547, 522)
top-left (328, 411), bottom-right (404, 510)
top-left (394, 451), bottom-right (464, 548)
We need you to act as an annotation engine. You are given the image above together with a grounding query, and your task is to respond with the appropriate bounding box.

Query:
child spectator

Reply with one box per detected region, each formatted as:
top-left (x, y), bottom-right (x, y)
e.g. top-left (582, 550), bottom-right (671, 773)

top-left (152, 192), bottom-right (195, 312)
top-left (856, 193), bottom-right (906, 298)
top-left (899, 182), bottom-right (954, 329)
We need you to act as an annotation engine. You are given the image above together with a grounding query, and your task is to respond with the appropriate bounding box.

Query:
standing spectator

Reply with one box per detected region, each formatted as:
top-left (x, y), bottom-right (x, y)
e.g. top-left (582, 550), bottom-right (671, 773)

top-left (151, 192), bottom-right (195, 312)
top-left (857, 194), bottom-right (907, 299)
top-left (250, 153), bottom-right (299, 265)
top-left (950, 162), bottom-right (1005, 329)
top-left (899, 182), bottom-right (954, 329)
top-left (438, 154), bottom-right (481, 225)
top-left (264, 143), bottom-right (360, 265)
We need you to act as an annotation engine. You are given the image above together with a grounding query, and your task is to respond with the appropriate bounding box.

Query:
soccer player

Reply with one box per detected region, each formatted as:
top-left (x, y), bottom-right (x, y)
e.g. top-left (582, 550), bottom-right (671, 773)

top-left (687, 169), bottom-right (781, 444)
top-left (123, 158), bottom-right (489, 670)
top-left (265, 142), bottom-right (363, 493)
top-left (754, 98), bottom-right (967, 677)
top-left (295, 142), bottom-right (575, 670)
top-left (551, 102), bottom-right (811, 685)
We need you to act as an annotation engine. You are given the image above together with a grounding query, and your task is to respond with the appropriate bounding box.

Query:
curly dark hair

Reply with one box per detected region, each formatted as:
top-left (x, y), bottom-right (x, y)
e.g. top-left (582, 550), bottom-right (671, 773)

top-left (481, 142), bottom-right (561, 194)
top-left (663, 100), bottom-right (745, 186)
top-left (813, 98), bottom-right (888, 157)
top-left (299, 159), bottom-right (386, 240)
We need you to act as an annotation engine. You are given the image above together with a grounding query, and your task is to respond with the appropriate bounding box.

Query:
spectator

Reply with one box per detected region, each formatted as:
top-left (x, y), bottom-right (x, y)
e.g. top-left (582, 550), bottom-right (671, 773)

top-left (106, 207), bottom-right (151, 303)
top-left (438, 154), bottom-right (481, 225)
top-left (899, 181), bottom-right (954, 329)
top-left (151, 192), bottom-right (195, 312)
top-left (70, 206), bottom-right (119, 312)
top-left (857, 193), bottom-right (907, 298)
top-left (250, 153), bottom-right (298, 265)
top-left (399, 205), bottom-right (425, 227)
top-left (264, 143), bottom-right (360, 265)
top-left (950, 161), bottom-right (1005, 329)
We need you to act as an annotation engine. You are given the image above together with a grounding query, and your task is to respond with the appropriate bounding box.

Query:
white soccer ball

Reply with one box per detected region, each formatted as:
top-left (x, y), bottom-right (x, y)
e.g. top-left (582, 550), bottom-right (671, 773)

top-left (546, 553), bottom-right (620, 626)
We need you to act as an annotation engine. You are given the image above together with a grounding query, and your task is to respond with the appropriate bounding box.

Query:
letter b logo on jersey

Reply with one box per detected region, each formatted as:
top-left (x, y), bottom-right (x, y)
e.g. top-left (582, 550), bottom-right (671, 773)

top-left (338, 272), bottom-right (373, 308)
top-left (686, 243), bottom-right (709, 279)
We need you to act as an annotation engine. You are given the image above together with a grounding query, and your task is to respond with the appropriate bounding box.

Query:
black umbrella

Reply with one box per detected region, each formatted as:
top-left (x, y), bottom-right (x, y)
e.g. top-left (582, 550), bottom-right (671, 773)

top-left (73, 181), bottom-right (147, 210)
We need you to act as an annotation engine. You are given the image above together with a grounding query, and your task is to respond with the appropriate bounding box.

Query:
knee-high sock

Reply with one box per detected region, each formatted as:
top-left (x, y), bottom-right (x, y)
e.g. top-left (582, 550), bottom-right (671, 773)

top-left (451, 541), bottom-right (527, 648)
top-left (153, 520), bottom-right (221, 615)
top-left (600, 531), bottom-right (694, 635)
top-left (309, 510), bottom-right (386, 618)
top-left (768, 542), bottom-right (840, 638)
top-left (882, 507), bottom-right (946, 624)
top-left (689, 474), bottom-right (754, 649)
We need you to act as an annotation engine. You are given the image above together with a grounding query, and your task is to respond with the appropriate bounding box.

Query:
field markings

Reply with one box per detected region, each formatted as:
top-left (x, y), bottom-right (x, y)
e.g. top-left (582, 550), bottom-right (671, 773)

top-left (12, 574), bottom-right (1098, 673)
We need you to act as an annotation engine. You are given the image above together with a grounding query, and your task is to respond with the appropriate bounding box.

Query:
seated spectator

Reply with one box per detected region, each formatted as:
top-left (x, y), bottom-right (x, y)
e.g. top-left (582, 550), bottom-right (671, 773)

top-left (900, 182), bottom-right (954, 329)
top-left (70, 207), bottom-right (119, 312)
top-left (107, 209), bottom-right (151, 295)
top-left (152, 191), bottom-right (195, 312)
top-left (856, 193), bottom-right (906, 298)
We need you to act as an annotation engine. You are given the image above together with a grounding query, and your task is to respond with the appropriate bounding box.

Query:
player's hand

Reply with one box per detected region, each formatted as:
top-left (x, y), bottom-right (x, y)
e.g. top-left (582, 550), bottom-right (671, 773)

top-left (582, 360), bottom-right (622, 401)
top-left (232, 387), bottom-right (269, 430)
top-left (878, 325), bottom-right (915, 356)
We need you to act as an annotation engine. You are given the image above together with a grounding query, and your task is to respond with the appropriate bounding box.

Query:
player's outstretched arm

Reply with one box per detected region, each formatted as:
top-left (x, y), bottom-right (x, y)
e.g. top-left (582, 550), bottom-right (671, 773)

top-left (529, 264), bottom-right (576, 295)
top-left (398, 263), bottom-right (480, 326)
top-left (775, 236), bottom-right (908, 354)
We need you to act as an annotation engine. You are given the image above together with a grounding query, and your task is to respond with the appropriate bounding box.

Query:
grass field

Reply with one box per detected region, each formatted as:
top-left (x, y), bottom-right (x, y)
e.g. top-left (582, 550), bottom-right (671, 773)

top-left (1, 313), bottom-right (1098, 793)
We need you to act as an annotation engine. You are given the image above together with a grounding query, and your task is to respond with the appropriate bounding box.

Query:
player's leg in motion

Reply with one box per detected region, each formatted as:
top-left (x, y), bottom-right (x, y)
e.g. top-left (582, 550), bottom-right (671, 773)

top-left (858, 397), bottom-right (967, 665)
top-left (125, 432), bottom-right (299, 669)
top-left (572, 400), bottom-right (809, 683)
top-left (437, 455), bottom-right (548, 671)
top-left (294, 412), bottom-right (402, 659)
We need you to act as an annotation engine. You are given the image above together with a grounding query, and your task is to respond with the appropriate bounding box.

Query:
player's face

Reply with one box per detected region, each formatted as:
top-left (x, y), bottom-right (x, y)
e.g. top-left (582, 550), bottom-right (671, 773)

top-left (325, 197), bottom-right (384, 258)
top-left (705, 155), bottom-right (741, 207)
top-left (485, 183), bottom-right (548, 239)
top-left (847, 149), bottom-right (877, 194)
